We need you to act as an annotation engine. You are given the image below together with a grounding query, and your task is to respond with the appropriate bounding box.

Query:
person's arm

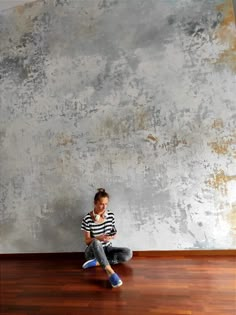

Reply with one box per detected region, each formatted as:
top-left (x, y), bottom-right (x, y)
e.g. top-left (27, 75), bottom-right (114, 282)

top-left (105, 214), bottom-right (117, 238)
top-left (84, 231), bottom-right (113, 245)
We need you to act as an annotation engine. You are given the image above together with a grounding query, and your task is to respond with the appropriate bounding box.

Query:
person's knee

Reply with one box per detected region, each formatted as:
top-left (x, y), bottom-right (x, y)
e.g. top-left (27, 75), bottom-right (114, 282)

top-left (91, 238), bottom-right (102, 249)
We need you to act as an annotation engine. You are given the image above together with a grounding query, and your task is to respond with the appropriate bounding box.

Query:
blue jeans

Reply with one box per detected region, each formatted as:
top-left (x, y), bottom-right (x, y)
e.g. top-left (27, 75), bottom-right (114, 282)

top-left (84, 239), bottom-right (133, 269)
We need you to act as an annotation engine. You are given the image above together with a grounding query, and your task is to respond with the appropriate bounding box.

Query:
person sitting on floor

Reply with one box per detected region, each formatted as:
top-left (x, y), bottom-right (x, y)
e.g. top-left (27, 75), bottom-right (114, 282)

top-left (81, 188), bottom-right (132, 288)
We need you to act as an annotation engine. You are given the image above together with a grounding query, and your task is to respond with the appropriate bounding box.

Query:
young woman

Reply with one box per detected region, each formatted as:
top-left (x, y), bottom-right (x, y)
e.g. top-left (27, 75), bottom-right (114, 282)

top-left (81, 188), bottom-right (132, 288)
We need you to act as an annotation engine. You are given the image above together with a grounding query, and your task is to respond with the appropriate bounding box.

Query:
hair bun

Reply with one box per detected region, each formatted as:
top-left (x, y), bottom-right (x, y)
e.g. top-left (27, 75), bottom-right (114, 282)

top-left (97, 188), bottom-right (105, 192)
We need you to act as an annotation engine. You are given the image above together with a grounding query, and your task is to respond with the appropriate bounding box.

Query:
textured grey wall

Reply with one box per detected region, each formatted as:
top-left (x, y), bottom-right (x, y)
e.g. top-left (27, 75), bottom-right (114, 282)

top-left (0, 0), bottom-right (235, 253)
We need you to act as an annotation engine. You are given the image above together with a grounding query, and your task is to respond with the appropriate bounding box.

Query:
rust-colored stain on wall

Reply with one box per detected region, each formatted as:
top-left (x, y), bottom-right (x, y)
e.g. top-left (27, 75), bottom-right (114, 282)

top-left (227, 203), bottom-right (236, 245)
top-left (15, 0), bottom-right (40, 14)
top-left (208, 141), bottom-right (229, 155)
top-left (211, 119), bottom-right (224, 129)
top-left (56, 134), bottom-right (74, 146)
top-left (209, 119), bottom-right (235, 156)
top-left (147, 134), bottom-right (158, 143)
top-left (15, 5), bottom-right (25, 15)
top-left (215, 0), bottom-right (236, 71)
top-left (207, 169), bottom-right (236, 195)
top-left (208, 136), bottom-right (236, 156)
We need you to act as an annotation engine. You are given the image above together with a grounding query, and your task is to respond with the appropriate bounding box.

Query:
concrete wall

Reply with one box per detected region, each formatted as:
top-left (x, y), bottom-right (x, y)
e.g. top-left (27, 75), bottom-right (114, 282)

top-left (0, 0), bottom-right (235, 253)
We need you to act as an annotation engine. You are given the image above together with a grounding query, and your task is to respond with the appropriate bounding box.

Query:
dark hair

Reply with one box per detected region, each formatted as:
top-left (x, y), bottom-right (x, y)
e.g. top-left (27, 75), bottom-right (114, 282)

top-left (94, 188), bottom-right (109, 203)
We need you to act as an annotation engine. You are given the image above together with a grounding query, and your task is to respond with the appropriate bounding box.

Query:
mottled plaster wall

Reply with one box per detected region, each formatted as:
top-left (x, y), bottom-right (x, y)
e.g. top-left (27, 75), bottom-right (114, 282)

top-left (0, 0), bottom-right (235, 253)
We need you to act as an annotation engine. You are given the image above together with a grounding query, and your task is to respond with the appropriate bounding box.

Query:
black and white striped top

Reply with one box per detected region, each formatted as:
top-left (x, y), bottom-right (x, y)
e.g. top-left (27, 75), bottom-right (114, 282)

top-left (81, 210), bottom-right (117, 247)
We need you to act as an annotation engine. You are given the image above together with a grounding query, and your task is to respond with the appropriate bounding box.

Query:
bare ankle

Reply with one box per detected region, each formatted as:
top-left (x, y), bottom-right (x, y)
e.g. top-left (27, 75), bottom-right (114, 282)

top-left (105, 265), bottom-right (115, 277)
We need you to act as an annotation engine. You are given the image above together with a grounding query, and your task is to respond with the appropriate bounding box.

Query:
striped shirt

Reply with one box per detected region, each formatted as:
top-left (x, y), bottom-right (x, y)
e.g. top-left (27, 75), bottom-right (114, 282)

top-left (81, 210), bottom-right (116, 247)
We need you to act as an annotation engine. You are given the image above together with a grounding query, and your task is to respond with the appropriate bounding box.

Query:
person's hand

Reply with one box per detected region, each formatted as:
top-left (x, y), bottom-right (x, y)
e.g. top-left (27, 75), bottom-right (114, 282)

top-left (104, 235), bottom-right (114, 242)
top-left (96, 233), bottom-right (116, 242)
top-left (96, 234), bottom-right (114, 242)
top-left (96, 234), bottom-right (108, 242)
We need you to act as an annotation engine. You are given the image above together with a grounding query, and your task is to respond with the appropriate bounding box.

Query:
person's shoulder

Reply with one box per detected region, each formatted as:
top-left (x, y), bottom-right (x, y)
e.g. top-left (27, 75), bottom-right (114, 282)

top-left (83, 212), bottom-right (92, 221)
top-left (107, 210), bottom-right (115, 216)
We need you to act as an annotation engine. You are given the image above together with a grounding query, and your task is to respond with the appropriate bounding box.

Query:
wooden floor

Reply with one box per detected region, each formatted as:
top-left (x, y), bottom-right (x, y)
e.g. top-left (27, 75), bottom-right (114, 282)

top-left (0, 255), bottom-right (235, 315)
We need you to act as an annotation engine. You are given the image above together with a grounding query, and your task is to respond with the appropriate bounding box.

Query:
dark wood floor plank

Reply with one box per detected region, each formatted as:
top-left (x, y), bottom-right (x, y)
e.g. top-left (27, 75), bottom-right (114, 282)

top-left (1, 256), bottom-right (235, 315)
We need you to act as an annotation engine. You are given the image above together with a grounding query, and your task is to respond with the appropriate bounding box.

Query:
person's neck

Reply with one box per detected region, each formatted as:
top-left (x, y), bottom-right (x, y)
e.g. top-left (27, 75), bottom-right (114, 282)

top-left (94, 208), bottom-right (100, 215)
top-left (94, 208), bottom-right (105, 215)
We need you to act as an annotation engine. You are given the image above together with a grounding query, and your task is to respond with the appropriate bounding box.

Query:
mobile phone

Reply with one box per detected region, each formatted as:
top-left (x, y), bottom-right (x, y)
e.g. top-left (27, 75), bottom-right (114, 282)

top-left (109, 227), bottom-right (117, 236)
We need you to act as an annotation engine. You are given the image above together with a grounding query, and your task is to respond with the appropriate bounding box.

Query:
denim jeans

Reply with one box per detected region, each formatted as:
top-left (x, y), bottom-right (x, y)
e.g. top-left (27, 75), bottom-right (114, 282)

top-left (84, 239), bottom-right (133, 269)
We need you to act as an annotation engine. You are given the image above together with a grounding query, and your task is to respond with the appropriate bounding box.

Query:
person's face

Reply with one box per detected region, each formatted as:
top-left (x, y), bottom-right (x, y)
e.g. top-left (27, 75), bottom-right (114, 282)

top-left (94, 197), bottom-right (109, 214)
